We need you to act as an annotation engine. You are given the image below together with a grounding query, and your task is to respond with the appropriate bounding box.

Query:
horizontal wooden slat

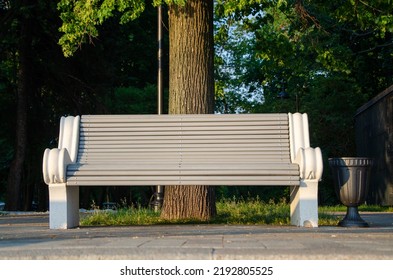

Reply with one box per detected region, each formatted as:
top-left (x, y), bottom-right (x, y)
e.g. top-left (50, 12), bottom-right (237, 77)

top-left (78, 144), bottom-right (288, 150)
top-left (76, 150), bottom-right (290, 155)
top-left (67, 175), bottom-right (299, 181)
top-left (79, 135), bottom-right (288, 142)
top-left (76, 159), bottom-right (291, 165)
top-left (68, 182), bottom-right (299, 187)
top-left (81, 114), bottom-right (288, 122)
top-left (76, 151), bottom-right (291, 156)
top-left (80, 131), bottom-right (288, 137)
top-left (80, 137), bottom-right (289, 145)
top-left (68, 162), bottom-right (298, 170)
top-left (76, 152), bottom-right (290, 156)
top-left (80, 121), bottom-right (287, 128)
top-left (76, 153), bottom-right (291, 161)
top-left (78, 149), bottom-right (290, 154)
top-left (80, 127), bottom-right (288, 134)
top-left (68, 170), bottom-right (299, 176)
top-left (67, 176), bottom-right (300, 186)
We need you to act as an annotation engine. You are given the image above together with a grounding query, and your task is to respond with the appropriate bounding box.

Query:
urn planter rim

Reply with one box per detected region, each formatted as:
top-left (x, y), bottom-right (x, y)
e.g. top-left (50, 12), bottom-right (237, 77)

top-left (328, 157), bottom-right (372, 160)
top-left (328, 157), bottom-right (373, 167)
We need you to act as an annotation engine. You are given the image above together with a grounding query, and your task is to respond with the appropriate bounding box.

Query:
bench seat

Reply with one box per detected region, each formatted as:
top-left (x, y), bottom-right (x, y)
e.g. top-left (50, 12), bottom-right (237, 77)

top-left (67, 162), bottom-right (300, 186)
top-left (43, 113), bottom-right (323, 229)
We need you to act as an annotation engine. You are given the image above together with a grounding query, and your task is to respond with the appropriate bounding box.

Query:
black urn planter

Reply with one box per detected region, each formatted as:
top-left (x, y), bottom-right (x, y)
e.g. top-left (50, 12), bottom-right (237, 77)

top-left (328, 157), bottom-right (373, 227)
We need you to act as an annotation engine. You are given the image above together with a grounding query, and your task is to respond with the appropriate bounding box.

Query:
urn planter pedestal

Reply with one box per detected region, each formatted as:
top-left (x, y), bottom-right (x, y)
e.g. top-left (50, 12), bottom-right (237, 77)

top-left (328, 157), bottom-right (373, 227)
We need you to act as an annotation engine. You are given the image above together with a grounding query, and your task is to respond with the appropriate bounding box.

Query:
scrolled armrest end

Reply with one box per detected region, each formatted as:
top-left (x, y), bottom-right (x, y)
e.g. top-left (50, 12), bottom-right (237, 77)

top-left (294, 147), bottom-right (323, 180)
top-left (42, 148), bottom-right (72, 185)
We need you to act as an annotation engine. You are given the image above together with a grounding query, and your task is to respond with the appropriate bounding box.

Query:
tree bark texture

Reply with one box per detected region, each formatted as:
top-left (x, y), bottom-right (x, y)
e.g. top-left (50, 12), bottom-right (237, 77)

top-left (168, 0), bottom-right (214, 114)
top-left (161, 0), bottom-right (216, 221)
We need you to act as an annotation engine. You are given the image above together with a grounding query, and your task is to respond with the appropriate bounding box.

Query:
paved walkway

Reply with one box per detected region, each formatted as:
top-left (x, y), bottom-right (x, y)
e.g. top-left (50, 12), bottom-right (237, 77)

top-left (0, 212), bottom-right (392, 260)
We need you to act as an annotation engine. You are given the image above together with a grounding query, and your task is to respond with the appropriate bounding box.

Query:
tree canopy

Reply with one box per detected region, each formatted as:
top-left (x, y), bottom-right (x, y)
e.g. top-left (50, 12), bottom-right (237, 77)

top-left (214, 0), bottom-right (393, 203)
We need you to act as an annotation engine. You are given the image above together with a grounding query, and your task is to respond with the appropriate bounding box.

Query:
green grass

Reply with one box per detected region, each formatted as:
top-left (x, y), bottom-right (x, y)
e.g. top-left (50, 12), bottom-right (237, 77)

top-left (81, 198), bottom-right (291, 226)
top-left (319, 204), bottom-right (393, 213)
top-left (81, 207), bottom-right (161, 226)
top-left (82, 198), bottom-right (383, 227)
top-left (212, 198), bottom-right (290, 225)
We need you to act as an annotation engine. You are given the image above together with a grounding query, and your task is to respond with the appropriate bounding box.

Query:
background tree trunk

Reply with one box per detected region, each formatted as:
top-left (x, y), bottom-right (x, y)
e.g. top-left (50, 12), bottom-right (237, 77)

top-left (6, 2), bottom-right (32, 210)
top-left (160, 0), bottom-right (216, 220)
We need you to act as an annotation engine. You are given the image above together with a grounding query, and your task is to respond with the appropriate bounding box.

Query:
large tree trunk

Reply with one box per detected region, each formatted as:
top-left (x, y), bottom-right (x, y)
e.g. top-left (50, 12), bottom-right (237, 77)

top-left (6, 4), bottom-right (32, 210)
top-left (160, 0), bottom-right (216, 220)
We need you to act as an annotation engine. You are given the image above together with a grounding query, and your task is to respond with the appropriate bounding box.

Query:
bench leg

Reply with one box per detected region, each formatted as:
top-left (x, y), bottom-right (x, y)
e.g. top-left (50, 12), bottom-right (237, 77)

top-left (290, 180), bottom-right (318, 227)
top-left (48, 184), bottom-right (79, 229)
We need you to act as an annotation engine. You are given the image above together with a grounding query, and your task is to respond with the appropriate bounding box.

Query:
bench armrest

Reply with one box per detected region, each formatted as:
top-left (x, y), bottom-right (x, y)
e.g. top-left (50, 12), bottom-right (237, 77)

top-left (42, 116), bottom-right (80, 184)
top-left (294, 147), bottom-right (323, 180)
top-left (288, 113), bottom-right (323, 180)
top-left (42, 148), bottom-right (72, 184)
top-left (58, 116), bottom-right (80, 162)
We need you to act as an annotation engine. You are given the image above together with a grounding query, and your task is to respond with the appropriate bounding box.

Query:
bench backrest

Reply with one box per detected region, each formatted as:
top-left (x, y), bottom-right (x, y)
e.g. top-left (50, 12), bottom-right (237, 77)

top-left (77, 114), bottom-right (291, 165)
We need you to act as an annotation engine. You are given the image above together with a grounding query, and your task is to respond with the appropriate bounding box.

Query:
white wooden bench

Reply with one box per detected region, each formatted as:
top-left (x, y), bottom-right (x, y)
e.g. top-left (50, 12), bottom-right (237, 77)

top-left (42, 113), bottom-right (323, 229)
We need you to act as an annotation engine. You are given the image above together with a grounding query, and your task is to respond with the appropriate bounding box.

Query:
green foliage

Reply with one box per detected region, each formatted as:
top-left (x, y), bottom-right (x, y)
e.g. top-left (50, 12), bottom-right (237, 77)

top-left (58, 0), bottom-right (146, 57)
top-left (216, 186), bottom-right (289, 204)
top-left (214, 0), bottom-right (393, 204)
top-left (215, 0), bottom-right (393, 113)
top-left (332, 0), bottom-right (393, 37)
top-left (58, 0), bottom-right (187, 57)
top-left (105, 85), bottom-right (159, 114)
top-left (215, 0), bottom-right (272, 18)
